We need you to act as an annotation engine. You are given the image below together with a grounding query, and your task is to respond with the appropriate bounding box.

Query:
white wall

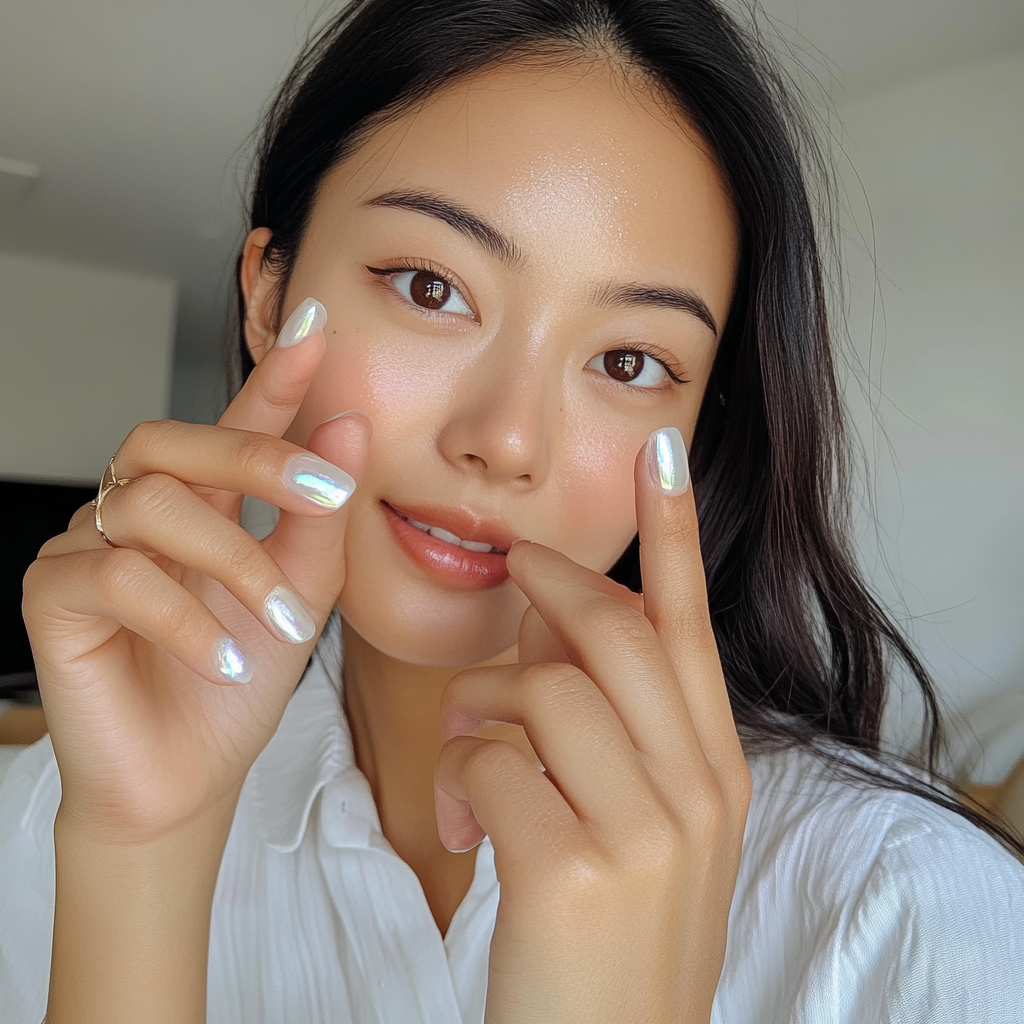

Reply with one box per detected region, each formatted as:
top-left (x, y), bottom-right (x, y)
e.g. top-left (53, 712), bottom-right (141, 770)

top-left (834, 52), bottom-right (1024, 780)
top-left (0, 251), bottom-right (177, 484)
top-left (169, 356), bottom-right (227, 426)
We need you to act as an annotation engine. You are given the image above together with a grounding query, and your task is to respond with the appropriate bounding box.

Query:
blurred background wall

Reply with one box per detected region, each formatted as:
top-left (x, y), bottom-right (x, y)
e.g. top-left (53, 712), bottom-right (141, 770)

top-left (0, 0), bottom-right (1021, 779)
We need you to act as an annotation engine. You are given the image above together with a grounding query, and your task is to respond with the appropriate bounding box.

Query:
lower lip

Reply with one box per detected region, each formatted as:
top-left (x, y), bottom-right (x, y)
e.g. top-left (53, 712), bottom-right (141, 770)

top-left (382, 502), bottom-right (510, 589)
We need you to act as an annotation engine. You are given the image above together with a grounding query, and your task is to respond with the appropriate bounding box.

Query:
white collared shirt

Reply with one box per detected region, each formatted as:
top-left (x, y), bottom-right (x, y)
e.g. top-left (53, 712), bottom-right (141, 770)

top-left (2, 636), bottom-right (1023, 1024)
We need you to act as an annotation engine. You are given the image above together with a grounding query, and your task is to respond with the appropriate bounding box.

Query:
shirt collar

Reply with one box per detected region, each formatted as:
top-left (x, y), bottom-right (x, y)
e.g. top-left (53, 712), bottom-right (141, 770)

top-left (249, 611), bottom-right (363, 852)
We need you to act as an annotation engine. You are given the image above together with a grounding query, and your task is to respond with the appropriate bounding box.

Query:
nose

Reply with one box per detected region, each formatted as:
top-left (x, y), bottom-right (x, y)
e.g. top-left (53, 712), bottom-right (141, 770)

top-left (436, 332), bottom-right (556, 489)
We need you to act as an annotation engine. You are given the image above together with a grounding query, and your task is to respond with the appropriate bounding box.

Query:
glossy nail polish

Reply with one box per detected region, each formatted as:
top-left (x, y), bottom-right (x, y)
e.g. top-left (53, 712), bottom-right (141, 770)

top-left (283, 454), bottom-right (356, 509)
top-left (214, 637), bottom-right (253, 684)
top-left (276, 298), bottom-right (327, 348)
top-left (647, 426), bottom-right (690, 496)
top-left (264, 586), bottom-right (316, 644)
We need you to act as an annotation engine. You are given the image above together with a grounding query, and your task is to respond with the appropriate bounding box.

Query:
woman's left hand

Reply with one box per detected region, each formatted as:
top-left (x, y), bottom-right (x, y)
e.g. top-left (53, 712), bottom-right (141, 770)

top-left (434, 428), bottom-right (752, 1024)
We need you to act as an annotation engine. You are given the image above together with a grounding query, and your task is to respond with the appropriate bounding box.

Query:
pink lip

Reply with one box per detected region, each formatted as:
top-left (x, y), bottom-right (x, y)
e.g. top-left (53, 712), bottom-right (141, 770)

top-left (382, 500), bottom-right (515, 589)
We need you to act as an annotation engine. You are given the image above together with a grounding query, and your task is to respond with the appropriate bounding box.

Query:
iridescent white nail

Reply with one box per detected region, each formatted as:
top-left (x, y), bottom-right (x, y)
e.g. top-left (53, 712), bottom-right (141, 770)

top-left (264, 585), bottom-right (316, 644)
top-left (214, 637), bottom-right (253, 684)
top-left (283, 454), bottom-right (355, 509)
top-left (646, 426), bottom-right (689, 496)
top-left (276, 297), bottom-right (327, 348)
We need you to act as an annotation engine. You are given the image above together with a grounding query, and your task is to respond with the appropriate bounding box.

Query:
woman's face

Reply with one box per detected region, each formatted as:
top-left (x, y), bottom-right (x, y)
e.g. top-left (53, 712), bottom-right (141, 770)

top-left (247, 59), bottom-right (740, 666)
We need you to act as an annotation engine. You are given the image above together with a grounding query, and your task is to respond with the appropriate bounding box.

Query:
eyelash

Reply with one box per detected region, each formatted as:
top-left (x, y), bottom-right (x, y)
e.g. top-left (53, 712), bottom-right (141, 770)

top-left (606, 346), bottom-right (688, 388)
top-left (367, 258), bottom-right (475, 320)
top-left (366, 259), bottom-right (688, 390)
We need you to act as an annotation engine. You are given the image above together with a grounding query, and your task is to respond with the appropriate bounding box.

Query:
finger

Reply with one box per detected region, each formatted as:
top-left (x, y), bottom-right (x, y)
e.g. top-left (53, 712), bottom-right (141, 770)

top-left (261, 410), bottom-right (371, 613)
top-left (434, 735), bottom-right (580, 857)
top-left (506, 541), bottom-right (703, 773)
top-left (517, 576), bottom-right (643, 664)
top-left (634, 428), bottom-right (744, 769)
top-left (105, 419), bottom-right (356, 526)
top-left (190, 296), bottom-right (328, 518)
top-left (71, 472), bottom-right (321, 645)
top-left (218, 297), bottom-right (328, 438)
top-left (441, 661), bottom-right (652, 835)
top-left (25, 549), bottom-right (255, 687)
top-left (39, 502), bottom-right (110, 557)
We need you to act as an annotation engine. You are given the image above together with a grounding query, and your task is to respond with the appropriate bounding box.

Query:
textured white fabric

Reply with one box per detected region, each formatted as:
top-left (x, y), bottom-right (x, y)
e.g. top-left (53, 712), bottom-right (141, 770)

top-left (1, 643), bottom-right (1022, 1024)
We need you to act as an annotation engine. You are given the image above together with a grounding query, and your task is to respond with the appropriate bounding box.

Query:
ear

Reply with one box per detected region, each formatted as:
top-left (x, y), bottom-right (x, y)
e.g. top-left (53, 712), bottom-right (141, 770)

top-left (239, 226), bottom-right (279, 365)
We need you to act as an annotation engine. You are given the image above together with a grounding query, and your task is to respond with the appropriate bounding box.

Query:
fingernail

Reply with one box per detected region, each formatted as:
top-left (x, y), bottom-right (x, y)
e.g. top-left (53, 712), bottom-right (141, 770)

top-left (446, 839), bottom-right (483, 854)
top-left (275, 297), bottom-right (327, 348)
top-left (283, 453), bottom-right (356, 509)
top-left (264, 585), bottom-right (316, 644)
top-left (646, 427), bottom-right (689, 496)
top-left (214, 637), bottom-right (253, 684)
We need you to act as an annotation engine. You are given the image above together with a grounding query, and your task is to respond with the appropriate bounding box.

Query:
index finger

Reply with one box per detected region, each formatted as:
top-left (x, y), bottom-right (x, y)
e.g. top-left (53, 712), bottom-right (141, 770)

top-left (635, 427), bottom-right (743, 766)
top-left (218, 297), bottom-right (327, 437)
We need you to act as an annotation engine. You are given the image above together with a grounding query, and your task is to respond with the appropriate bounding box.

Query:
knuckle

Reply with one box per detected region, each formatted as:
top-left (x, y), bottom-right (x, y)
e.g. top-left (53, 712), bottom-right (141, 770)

top-left (685, 775), bottom-right (728, 842)
top-left (158, 596), bottom-right (207, 648)
top-left (549, 847), bottom-right (606, 899)
top-left (626, 814), bottom-right (687, 877)
top-left (252, 372), bottom-right (301, 413)
top-left (232, 429), bottom-right (275, 478)
top-left (93, 547), bottom-right (151, 598)
top-left (20, 557), bottom-right (48, 604)
top-left (123, 418), bottom-right (174, 458)
top-left (725, 758), bottom-right (754, 812)
top-left (121, 472), bottom-right (182, 516)
top-left (521, 661), bottom-right (589, 709)
top-left (672, 606), bottom-right (718, 651)
top-left (583, 599), bottom-right (655, 647)
top-left (458, 737), bottom-right (521, 785)
top-left (227, 537), bottom-right (273, 589)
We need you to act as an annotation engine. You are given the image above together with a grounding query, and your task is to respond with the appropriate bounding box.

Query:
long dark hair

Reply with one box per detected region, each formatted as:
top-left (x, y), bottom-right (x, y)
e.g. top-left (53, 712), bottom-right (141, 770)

top-left (228, 0), bottom-right (1023, 858)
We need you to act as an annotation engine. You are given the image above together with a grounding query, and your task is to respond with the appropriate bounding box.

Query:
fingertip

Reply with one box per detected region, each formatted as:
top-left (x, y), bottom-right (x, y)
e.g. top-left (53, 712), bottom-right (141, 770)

top-left (305, 410), bottom-right (372, 487)
top-left (505, 537), bottom-right (539, 578)
top-left (643, 426), bottom-right (690, 498)
top-left (276, 297), bottom-right (328, 349)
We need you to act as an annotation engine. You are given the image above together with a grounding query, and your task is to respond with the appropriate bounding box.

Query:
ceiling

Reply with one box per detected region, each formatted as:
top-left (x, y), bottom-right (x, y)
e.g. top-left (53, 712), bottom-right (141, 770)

top-left (1, 0), bottom-right (1022, 367)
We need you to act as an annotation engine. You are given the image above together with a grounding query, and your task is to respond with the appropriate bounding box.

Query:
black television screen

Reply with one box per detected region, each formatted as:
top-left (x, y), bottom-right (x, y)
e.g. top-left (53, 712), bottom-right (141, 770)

top-left (1, 479), bottom-right (95, 681)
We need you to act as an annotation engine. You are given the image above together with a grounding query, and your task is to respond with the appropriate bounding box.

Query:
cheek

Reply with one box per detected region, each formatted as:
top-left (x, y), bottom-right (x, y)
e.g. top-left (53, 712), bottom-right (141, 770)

top-left (286, 326), bottom-right (441, 445)
top-left (556, 421), bottom-right (642, 571)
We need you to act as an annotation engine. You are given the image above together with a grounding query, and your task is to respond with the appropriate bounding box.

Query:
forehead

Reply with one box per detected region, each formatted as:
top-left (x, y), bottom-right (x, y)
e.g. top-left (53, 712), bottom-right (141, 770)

top-left (326, 58), bottom-right (739, 297)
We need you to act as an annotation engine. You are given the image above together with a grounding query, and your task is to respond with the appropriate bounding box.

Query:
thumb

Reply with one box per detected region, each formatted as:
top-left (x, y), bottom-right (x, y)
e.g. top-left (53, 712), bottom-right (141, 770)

top-left (262, 410), bottom-right (372, 617)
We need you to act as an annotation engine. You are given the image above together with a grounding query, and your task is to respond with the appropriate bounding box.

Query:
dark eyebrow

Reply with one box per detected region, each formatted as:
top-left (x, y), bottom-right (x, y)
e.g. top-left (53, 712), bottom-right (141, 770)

top-left (594, 282), bottom-right (719, 338)
top-left (363, 188), bottom-right (524, 268)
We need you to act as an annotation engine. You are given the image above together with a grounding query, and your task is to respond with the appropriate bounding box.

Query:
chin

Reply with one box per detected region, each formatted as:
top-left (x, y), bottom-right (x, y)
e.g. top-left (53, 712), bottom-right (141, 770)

top-left (336, 581), bottom-right (525, 667)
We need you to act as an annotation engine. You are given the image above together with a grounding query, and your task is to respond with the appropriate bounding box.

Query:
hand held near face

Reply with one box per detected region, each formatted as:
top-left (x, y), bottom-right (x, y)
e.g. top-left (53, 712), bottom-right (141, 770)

top-left (21, 298), bottom-right (369, 1024)
top-left (435, 426), bottom-right (749, 1024)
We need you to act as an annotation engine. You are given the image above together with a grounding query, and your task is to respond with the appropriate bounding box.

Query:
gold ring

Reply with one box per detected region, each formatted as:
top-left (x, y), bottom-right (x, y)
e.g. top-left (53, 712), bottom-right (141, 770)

top-left (91, 456), bottom-right (133, 547)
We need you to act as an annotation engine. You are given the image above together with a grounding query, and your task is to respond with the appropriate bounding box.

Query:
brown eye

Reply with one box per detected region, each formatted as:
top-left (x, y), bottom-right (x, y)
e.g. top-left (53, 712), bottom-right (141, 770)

top-left (604, 350), bottom-right (644, 382)
top-left (409, 271), bottom-right (450, 310)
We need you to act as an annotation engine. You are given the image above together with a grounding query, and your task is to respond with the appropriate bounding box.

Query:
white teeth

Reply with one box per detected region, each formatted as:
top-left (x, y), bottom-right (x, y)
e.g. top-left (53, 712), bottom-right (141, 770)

top-left (400, 513), bottom-right (498, 553)
top-left (428, 525), bottom-right (462, 545)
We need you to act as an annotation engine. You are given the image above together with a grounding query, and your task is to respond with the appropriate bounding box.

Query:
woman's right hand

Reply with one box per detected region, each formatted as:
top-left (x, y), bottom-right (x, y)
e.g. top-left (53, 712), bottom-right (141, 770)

top-left (21, 297), bottom-right (370, 847)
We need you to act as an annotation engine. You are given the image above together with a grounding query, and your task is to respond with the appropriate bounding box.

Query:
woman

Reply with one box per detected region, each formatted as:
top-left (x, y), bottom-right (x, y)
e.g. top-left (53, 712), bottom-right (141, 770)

top-left (4, 0), bottom-right (1022, 1021)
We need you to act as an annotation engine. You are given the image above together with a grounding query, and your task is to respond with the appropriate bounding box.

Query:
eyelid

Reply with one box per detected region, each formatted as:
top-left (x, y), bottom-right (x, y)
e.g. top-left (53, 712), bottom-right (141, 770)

top-left (367, 258), bottom-right (479, 322)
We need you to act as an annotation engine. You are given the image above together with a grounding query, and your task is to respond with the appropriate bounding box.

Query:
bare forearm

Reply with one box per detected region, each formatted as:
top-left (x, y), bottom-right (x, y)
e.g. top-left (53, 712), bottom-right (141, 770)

top-left (47, 802), bottom-right (237, 1024)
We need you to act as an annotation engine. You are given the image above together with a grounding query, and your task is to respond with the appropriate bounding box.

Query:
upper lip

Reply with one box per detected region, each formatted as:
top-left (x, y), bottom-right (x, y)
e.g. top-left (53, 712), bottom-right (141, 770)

top-left (383, 500), bottom-right (520, 554)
